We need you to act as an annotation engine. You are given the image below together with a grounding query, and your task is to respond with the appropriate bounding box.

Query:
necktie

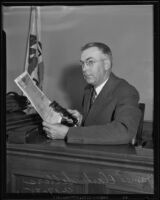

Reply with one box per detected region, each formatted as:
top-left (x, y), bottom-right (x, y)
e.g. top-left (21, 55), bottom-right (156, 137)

top-left (90, 87), bottom-right (96, 109)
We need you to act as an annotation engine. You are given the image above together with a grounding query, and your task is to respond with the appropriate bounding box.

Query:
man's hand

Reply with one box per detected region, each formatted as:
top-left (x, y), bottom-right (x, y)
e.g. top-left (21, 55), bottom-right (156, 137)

top-left (43, 121), bottom-right (69, 140)
top-left (67, 109), bottom-right (83, 126)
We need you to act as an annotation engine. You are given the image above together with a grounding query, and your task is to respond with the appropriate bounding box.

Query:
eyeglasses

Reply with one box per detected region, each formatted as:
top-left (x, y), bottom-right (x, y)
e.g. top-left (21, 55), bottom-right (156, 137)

top-left (80, 59), bottom-right (106, 68)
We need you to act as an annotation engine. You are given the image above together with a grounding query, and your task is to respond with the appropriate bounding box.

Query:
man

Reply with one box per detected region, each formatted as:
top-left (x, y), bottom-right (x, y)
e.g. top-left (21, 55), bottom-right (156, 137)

top-left (43, 42), bottom-right (142, 144)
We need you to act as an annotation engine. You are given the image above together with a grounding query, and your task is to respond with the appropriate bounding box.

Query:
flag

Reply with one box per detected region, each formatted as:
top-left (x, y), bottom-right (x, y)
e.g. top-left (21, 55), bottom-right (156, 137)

top-left (24, 6), bottom-right (44, 90)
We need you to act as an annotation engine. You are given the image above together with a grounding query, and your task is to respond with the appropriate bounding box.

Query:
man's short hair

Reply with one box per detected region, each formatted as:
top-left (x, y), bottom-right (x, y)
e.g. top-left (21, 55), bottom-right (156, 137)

top-left (81, 42), bottom-right (112, 67)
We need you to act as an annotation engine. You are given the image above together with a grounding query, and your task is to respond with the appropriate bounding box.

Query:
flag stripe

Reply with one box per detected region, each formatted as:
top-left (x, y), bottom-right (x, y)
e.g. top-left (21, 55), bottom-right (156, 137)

top-left (24, 6), bottom-right (44, 90)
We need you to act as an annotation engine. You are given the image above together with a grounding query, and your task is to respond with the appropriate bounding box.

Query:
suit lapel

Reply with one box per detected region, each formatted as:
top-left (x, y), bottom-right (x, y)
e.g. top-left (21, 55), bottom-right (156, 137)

top-left (82, 85), bottom-right (93, 124)
top-left (83, 73), bottom-right (119, 125)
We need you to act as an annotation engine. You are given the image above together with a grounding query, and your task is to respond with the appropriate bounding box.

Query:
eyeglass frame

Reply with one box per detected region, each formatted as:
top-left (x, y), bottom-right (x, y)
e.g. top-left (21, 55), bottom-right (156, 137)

top-left (80, 58), bottom-right (107, 68)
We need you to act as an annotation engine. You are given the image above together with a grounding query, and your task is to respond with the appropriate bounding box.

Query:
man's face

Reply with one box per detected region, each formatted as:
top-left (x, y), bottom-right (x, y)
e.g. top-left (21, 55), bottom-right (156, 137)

top-left (80, 47), bottom-right (110, 87)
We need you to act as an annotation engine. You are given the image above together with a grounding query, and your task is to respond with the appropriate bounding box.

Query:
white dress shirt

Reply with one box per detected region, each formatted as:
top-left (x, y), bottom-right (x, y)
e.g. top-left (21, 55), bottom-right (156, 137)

top-left (94, 78), bottom-right (109, 98)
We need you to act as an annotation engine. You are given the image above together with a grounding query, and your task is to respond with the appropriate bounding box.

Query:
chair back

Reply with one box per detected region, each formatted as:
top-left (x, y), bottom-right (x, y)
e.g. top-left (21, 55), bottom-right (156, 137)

top-left (132, 103), bottom-right (145, 146)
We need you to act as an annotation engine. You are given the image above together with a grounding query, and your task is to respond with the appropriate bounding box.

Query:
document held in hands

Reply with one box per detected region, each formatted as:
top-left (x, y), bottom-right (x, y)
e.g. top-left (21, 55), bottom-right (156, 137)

top-left (14, 71), bottom-right (62, 124)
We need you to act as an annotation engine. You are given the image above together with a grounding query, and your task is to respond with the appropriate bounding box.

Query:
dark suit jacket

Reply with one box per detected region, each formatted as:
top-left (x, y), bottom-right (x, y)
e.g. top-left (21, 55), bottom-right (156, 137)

top-left (67, 72), bottom-right (142, 144)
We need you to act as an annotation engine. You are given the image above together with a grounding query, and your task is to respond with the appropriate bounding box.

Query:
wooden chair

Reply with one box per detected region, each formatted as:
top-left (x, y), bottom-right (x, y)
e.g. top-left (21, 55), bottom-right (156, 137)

top-left (132, 103), bottom-right (145, 146)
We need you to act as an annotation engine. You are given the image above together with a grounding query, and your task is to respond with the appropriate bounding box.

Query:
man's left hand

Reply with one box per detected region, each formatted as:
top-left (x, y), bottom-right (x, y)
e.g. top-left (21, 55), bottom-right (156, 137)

top-left (43, 121), bottom-right (69, 140)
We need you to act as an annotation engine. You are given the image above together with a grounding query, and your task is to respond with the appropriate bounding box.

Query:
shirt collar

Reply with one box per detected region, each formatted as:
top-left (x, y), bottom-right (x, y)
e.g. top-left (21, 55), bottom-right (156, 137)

top-left (94, 77), bottom-right (109, 96)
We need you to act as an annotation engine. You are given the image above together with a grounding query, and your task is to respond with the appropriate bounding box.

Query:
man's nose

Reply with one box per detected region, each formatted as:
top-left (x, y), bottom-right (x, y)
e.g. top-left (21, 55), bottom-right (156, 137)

top-left (82, 63), bottom-right (88, 72)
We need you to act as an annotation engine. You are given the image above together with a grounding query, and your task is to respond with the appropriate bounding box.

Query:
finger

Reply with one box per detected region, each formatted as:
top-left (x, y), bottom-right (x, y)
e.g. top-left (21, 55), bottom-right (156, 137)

top-left (43, 127), bottom-right (55, 137)
top-left (43, 126), bottom-right (50, 131)
top-left (44, 131), bottom-right (51, 139)
top-left (43, 121), bottom-right (57, 129)
top-left (62, 116), bottom-right (73, 123)
top-left (67, 109), bottom-right (73, 112)
top-left (44, 129), bottom-right (55, 139)
top-left (42, 121), bottom-right (47, 127)
top-left (67, 109), bottom-right (76, 114)
top-left (43, 121), bottom-right (51, 126)
top-left (48, 134), bottom-right (55, 139)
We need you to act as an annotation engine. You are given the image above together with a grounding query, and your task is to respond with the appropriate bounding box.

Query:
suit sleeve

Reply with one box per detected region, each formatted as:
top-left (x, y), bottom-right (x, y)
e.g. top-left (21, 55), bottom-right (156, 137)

top-left (66, 86), bottom-right (142, 145)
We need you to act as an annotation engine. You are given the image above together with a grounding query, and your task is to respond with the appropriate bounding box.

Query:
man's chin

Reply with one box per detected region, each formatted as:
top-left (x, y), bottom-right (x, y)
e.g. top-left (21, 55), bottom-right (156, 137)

top-left (86, 80), bottom-right (94, 85)
top-left (85, 77), bottom-right (94, 84)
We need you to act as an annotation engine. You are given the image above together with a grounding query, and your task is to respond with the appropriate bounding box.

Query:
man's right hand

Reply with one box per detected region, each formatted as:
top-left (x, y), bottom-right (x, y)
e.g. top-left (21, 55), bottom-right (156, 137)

top-left (67, 109), bottom-right (83, 126)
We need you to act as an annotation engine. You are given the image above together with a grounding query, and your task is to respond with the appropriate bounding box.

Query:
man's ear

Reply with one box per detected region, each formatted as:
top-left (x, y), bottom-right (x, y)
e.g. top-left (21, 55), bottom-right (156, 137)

top-left (104, 59), bottom-right (111, 70)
